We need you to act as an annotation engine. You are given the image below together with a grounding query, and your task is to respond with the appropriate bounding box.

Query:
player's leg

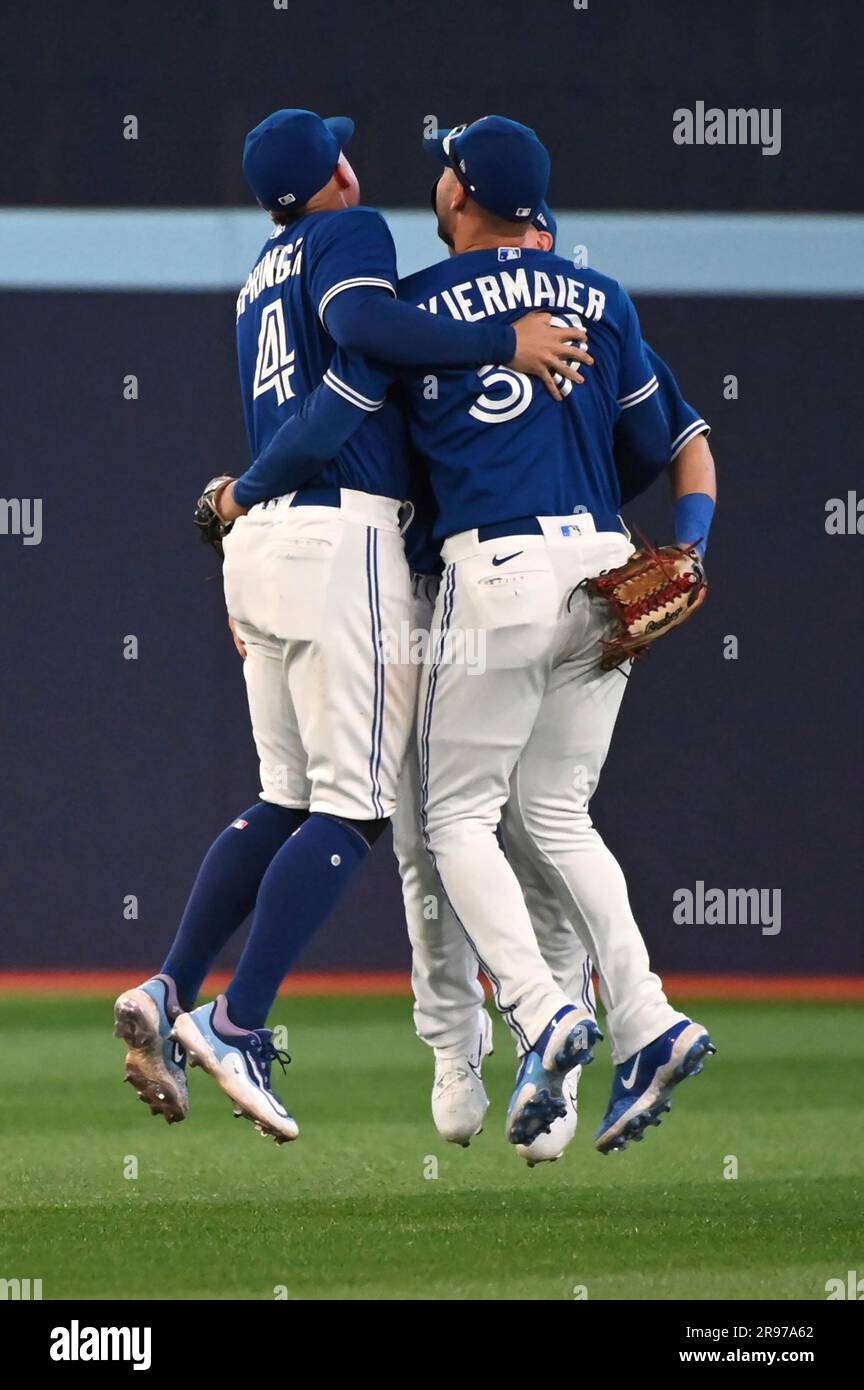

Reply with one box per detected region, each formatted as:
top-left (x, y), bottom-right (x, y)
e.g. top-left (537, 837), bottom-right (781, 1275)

top-left (114, 620), bottom-right (310, 1123)
top-left (501, 813), bottom-right (595, 1164)
top-left (161, 623), bottom-right (311, 1008)
top-left (508, 570), bottom-right (714, 1152)
top-left (420, 556), bottom-right (602, 1146)
top-left (393, 720), bottom-right (491, 1146)
top-left (224, 508), bottom-right (416, 1021)
top-left (392, 574), bottom-right (491, 1145)
top-left (177, 501), bottom-right (417, 1141)
top-left (171, 636), bottom-right (353, 1142)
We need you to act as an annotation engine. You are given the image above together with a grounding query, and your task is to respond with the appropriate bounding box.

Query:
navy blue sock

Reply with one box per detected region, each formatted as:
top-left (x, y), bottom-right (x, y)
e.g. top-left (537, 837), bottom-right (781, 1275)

top-left (161, 801), bottom-right (308, 1011)
top-left (225, 813), bottom-right (369, 1030)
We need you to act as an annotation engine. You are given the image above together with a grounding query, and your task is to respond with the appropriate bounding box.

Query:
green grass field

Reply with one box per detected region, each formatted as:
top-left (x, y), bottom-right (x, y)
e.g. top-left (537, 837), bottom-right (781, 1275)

top-left (1, 995), bottom-right (861, 1301)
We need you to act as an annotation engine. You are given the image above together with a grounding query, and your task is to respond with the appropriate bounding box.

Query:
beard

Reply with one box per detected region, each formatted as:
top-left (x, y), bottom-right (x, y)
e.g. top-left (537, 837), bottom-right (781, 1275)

top-left (436, 216), bottom-right (454, 248)
top-left (430, 177), bottom-right (454, 248)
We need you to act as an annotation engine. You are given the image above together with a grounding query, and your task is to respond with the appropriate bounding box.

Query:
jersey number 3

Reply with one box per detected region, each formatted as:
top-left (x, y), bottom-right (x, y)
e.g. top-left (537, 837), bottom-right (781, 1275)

top-left (468, 313), bottom-right (584, 424)
top-left (253, 301), bottom-right (296, 405)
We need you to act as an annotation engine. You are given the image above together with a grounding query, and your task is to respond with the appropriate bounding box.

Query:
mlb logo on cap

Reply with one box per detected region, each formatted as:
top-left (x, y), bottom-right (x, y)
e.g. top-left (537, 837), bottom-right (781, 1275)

top-left (243, 108), bottom-right (355, 212)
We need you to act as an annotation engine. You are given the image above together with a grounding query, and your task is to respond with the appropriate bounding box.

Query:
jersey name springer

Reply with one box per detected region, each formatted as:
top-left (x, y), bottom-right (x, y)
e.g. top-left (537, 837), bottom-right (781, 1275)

top-left (236, 237), bottom-right (304, 321)
top-left (416, 268), bottom-right (607, 323)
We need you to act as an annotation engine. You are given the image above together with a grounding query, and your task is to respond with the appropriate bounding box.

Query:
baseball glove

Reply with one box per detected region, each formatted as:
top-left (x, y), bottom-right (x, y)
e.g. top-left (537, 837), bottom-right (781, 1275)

top-left (581, 542), bottom-right (707, 670)
top-left (194, 475), bottom-right (235, 557)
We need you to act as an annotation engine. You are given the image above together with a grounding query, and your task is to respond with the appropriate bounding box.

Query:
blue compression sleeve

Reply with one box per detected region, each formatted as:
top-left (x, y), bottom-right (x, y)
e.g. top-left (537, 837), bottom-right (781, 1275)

top-left (674, 491), bottom-right (715, 557)
top-left (324, 285), bottom-right (517, 367)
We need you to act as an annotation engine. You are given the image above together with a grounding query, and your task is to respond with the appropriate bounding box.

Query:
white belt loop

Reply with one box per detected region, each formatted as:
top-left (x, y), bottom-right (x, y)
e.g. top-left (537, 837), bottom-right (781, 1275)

top-left (339, 488), bottom-right (402, 531)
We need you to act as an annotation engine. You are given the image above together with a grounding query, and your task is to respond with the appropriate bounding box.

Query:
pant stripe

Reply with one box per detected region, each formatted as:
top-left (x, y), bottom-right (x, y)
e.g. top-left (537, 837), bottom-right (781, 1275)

top-left (581, 958), bottom-right (594, 1016)
top-left (419, 564), bottom-right (455, 840)
top-left (418, 566), bottom-right (529, 1052)
top-left (366, 527), bottom-right (385, 818)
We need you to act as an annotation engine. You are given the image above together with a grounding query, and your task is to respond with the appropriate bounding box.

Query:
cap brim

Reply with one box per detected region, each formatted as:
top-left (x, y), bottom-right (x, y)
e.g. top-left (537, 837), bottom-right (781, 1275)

top-left (324, 116), bottom-right (355, 151)
top-left (423, 129), bottom-right (454, 165)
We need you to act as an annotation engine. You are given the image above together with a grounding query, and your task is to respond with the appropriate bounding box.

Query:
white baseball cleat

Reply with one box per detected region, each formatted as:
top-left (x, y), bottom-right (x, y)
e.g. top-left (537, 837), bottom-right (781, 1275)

top-left (113, 973), bottom-right (188, 1124)
top-left (431, 1010), bottom-right (494, 1146)
top-left (516, 1065), bottom-right (581, 1166)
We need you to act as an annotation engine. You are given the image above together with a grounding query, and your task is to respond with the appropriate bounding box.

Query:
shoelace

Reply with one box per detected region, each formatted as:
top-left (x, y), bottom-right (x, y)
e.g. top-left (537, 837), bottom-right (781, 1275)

top-left (434, 1065), bottom-right (471, 1095)
top-left (249, 1035), bottom-right (292, 1087)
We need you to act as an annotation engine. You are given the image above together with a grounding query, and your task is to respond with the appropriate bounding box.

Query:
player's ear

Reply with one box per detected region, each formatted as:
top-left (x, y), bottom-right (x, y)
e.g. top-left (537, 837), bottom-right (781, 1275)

top-left (537, 231), bottom-right (554, 252)
top-left (451, 180), bottom-right (469, 213)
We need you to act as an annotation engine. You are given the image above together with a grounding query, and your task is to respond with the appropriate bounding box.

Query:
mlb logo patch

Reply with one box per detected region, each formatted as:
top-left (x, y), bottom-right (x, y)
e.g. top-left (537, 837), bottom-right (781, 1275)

top-left (560, 524), bottom-right (582, 537)
top-left (498, 246), bottom-right (521, 261)
top-left (277, 192), bottom-right (296, 206)
top-left (232, 819), bottom-right (249, 830)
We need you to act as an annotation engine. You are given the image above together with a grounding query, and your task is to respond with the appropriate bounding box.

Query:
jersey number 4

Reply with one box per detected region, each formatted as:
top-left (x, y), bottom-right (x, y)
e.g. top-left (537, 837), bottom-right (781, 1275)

top-left (253, 301), bottom-right (296, 405)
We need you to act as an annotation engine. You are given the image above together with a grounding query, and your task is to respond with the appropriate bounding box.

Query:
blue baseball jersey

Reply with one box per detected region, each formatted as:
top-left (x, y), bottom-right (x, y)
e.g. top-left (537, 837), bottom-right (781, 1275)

top-left (234, 206), bottom-right (409, 499)
top-left (616, 346), bottom-right (709, 504)
top-left (400, 342), bottom-right (708, 574)
top-left (396, 247), bottom-right (679, 539)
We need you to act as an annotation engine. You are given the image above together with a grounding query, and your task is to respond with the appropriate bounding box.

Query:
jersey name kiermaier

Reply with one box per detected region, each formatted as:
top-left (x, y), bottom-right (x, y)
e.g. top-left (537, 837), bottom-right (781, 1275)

top-left (398, 246), bottom-right (667, 539)
top-left (235, 206), bottom-right (409, 498)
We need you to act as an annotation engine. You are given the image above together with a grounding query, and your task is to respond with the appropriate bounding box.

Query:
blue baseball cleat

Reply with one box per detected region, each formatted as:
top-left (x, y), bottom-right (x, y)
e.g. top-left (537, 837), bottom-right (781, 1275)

top-left (506, 1007), bottom-right (603, 1147)
top-left (171, 995), bottom-right (299, 1145)
top-left (114, 973), bottom-right (188, 1123)
top-left (595, 1019), bottom-right (716, 1153)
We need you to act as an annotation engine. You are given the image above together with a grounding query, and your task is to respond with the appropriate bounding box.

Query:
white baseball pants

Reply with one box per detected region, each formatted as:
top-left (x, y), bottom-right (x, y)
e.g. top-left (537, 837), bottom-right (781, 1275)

top-left (419, 514), bottom-right (684, 1061)
top-left (392, 577), bottom-right (596, 1059)
top-left (222, 489), bottom-right (416, 821)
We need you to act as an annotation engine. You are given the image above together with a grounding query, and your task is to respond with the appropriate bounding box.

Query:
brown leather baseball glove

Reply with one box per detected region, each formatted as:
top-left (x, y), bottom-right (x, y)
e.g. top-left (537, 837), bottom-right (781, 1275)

top-left (582, 542), bottom-right (707, 670)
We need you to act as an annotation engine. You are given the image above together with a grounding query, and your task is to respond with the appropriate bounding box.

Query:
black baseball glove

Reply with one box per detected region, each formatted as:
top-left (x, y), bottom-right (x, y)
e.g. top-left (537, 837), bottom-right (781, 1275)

top-left (194, 475), bottom-right (236, 557)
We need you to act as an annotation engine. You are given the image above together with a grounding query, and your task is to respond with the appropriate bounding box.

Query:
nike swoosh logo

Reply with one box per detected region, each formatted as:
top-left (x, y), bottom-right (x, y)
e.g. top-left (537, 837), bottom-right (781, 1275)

top-left (492, 550), bottom-right (524, 567)
top-left (620, 1052), bottom-right (642, 1090)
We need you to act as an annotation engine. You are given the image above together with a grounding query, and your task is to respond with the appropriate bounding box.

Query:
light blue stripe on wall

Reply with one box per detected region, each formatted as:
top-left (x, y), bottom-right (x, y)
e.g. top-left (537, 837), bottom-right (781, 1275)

top-left (0, 208), bottom-right (861, 295)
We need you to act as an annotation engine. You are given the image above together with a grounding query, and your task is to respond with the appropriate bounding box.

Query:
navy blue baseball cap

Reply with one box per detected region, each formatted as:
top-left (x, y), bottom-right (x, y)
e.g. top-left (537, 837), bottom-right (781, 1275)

top-left (243, 108), bottom-right (355, 212)
top-left (426, 115), bottom-right (550, 223)
top-left (533, 201), bottom-right (557, 246)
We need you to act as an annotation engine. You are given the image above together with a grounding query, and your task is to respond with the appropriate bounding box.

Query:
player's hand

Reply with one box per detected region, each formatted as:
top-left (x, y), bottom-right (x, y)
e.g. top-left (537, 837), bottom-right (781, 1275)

top-left (228, 617), bottom-right (247, 660)
top-left (509, 312), bottom-right (594, 400)
top-left (216, 480), bottom-right (248, 523)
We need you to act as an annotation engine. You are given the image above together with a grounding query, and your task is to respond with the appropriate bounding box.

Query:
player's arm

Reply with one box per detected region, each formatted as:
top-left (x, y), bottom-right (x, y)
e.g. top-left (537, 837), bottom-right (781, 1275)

top-left (670, 429), bottom-right (716, 556)
top-left (613, 300), bottom-right (716, 553)
top-left (615, 344), bottom-right (709, 496)
top-left (223, 352), bottom-right (394, 514)
top-left (310, 208), bottom-right (590, 395)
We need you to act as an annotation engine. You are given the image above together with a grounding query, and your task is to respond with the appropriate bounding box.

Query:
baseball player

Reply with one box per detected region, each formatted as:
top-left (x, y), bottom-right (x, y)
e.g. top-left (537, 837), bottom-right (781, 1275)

top-left (113, 109), bottom-right (589, 1144)
top-left (409, 119), bottom-right (717, 1154)
top-left (391, 202), bottom-right (714, 1165)
top-left (223, 116), bottom-right (717, 1155)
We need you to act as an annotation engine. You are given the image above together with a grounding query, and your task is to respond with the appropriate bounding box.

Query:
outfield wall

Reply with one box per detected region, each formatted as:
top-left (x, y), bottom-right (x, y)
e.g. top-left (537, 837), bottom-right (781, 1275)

top-left (1, 272), bottom-right (861, 977)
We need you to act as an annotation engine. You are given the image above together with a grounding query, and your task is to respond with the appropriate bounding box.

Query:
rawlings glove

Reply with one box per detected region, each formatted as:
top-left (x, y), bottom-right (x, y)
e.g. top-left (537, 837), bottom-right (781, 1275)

top-left (581, 542), bottom-right (707, 670)
top-left (193, 475), bottom-right (235, 557)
